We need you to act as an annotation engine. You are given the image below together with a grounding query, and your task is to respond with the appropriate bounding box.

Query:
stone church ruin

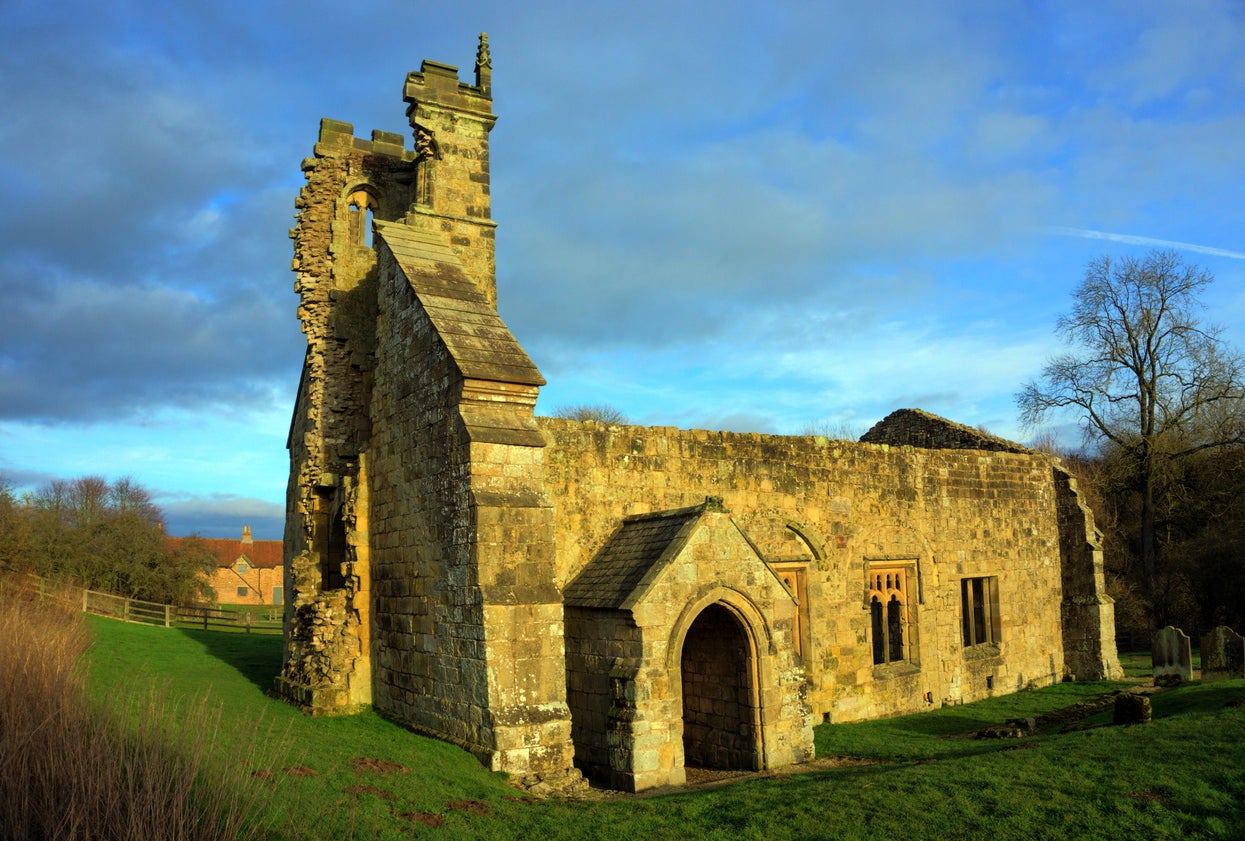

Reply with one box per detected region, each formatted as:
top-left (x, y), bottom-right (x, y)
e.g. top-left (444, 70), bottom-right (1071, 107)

top-left (277, 36), bottom-right (1123, 792)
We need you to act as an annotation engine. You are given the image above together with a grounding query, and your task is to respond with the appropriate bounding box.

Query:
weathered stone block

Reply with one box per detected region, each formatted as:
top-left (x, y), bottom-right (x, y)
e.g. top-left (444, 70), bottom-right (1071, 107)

top-left (1113, 691), bottom-right (1152, 725)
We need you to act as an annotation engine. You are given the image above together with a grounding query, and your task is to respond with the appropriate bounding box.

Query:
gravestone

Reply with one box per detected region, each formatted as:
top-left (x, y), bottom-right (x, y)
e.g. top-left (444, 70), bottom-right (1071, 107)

top-left (1152, 626), bottom-right (1192, 686)
top-left (1200, 626), bottom-right (1245, 682)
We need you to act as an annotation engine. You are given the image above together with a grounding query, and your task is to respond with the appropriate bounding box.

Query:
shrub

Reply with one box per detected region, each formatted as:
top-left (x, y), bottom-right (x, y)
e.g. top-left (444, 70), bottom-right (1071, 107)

top-left (552, 404), bottom-right (629, 424)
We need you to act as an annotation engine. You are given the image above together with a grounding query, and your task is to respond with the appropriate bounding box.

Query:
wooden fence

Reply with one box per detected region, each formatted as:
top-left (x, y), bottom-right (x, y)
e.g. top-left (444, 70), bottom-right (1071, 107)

top-left (173, 604), bottom-right (283, 634)
top-left (10, 574), bottom-right (283, 635)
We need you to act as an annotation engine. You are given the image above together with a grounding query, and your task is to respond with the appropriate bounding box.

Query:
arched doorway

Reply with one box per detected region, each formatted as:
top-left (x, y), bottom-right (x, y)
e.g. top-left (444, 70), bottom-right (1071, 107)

top-left (680, 603), bottom-right (761, 770)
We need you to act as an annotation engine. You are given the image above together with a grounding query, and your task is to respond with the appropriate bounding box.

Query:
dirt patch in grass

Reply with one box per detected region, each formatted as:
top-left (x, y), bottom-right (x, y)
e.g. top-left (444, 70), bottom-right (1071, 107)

top-left (445, 799), bottom-right (488, 815)
top-left (351, 756), bottom-right (408, 774)
top-left (283, 766), bottom-right (320, 777)
top-left (663, 755), bottom-right (882, 794)
top-left (1127, 789), bottom-right (1172, 805)
top-left (344, 785), bottom-right (397, 801)
top-left (683, 767), bottom-right (753, 786)
top-left (399, 811), bottom-right (444, 827)
top-left (1002, 741), bottom-right (1040, 751)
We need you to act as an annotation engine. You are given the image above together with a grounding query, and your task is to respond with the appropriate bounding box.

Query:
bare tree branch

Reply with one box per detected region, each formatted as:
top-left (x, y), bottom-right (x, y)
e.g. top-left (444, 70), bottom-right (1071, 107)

top-left (1017, 250), bottom-right (1245, 612)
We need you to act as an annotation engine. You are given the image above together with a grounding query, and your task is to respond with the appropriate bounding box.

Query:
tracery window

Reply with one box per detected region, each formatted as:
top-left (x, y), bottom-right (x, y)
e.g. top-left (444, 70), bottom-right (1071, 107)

top-left (868, 567), bottom-right (910, 666)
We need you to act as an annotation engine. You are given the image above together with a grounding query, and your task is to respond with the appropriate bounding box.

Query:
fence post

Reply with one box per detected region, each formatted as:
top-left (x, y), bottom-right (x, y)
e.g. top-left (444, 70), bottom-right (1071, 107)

top-left (164, 604), bottom-right (171, 628)
top-left (203, 608), bottom-right (208, 632)
top-left (245, 612), bottom-right (252, 634)
top-left (83, 588), bottom-right (89, 613)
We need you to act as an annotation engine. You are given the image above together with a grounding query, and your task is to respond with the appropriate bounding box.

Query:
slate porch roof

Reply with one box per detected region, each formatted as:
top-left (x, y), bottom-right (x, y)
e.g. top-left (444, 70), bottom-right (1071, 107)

top-left (564, 498), bottom-right (729, 610)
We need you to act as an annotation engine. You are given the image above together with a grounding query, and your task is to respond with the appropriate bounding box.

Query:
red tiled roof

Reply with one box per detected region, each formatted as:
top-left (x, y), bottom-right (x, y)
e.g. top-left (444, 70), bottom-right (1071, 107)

top-left (166, 534), bottom-right (285, 569)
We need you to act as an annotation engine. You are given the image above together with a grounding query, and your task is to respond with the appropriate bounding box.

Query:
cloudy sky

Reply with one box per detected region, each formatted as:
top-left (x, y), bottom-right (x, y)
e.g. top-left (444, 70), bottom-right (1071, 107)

top-left (3, 0), bottom-right (1244, 539)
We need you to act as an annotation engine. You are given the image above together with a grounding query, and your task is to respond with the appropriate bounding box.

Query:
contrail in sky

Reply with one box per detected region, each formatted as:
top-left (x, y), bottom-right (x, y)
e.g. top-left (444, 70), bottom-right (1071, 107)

top-left (1052, 227), bottom-right (1245, 260)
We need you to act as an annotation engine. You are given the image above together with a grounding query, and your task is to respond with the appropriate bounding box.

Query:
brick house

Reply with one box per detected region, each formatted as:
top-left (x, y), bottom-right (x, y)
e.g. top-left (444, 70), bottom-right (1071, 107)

top-left (187, 526), bottom-right (284, 606)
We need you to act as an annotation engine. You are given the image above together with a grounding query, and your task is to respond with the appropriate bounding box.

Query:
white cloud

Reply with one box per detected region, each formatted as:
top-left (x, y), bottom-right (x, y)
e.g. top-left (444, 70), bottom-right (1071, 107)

top-left (1052, 228), bottom-right (1245, 261)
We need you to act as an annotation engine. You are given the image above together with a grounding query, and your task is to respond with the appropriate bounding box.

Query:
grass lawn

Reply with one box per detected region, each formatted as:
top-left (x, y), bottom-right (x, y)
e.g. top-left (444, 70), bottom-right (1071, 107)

top-left (85, 616), bottom-right (1245, 840)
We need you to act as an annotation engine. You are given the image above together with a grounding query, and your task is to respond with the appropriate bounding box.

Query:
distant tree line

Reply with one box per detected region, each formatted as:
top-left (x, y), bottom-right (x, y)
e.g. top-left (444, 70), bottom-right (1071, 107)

top-left (1021, 251), bottom-right (1245, 636)
top-left (0, 476), bottom-right (214, 605)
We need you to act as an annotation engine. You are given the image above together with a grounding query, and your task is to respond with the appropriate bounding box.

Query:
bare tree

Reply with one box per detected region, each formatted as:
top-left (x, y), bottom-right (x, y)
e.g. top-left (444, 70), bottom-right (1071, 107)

top-left (1018, 250), bottom-right (1245, 616)
top-left (553, 404), bottom-right (629, 424)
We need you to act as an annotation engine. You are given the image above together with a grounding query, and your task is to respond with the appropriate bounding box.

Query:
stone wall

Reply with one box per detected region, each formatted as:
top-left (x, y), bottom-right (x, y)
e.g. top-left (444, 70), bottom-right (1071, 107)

top-left (1055, 466), bottom-right (1124, 680)
top-left (277, 115), bottom-right (417, 714)
top-left (563, 607), bottom-right (641, 781)
top-left (539, 418), bottom-right (1113, 722)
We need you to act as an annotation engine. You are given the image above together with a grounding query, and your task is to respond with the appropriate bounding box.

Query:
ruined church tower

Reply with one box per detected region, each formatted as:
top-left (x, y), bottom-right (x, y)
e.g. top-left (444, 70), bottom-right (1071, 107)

top-left (278, 37), bottom-right (580, 788)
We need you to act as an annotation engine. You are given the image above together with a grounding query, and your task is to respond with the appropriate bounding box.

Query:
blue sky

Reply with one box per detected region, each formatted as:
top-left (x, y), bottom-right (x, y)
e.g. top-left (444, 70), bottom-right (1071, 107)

top-left (2, 0), bottom-right (1243, 539)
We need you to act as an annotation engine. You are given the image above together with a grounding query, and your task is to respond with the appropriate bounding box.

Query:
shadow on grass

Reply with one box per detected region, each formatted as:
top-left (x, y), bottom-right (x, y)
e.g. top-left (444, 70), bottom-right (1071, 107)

top-left (174, 628), bottom-right (284, 693)
top-left (1151, 680), bottom-right (1245, 717)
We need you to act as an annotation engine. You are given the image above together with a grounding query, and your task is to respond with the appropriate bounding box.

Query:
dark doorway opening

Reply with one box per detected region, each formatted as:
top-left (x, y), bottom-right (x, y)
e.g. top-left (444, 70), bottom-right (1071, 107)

top-left (680, 603), bottom-right (759, 770)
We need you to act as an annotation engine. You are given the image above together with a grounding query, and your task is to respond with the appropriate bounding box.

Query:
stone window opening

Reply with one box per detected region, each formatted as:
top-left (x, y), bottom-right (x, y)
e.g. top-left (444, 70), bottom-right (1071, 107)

top-left (867, 566), bottom-right (915, 668)
top-left (962, 576), bottom-right (1000, 648)
top-left (771, 561), bottom-right (808, 659)
top-left (315, 486), bottom-right (347, 591)
top-left (346, 189), bottom-right (377, 247)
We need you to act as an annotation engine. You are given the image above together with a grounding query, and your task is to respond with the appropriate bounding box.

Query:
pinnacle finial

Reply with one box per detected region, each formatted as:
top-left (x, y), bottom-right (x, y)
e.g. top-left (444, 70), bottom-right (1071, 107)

top-left (476, 33), bottom-right (492, 71)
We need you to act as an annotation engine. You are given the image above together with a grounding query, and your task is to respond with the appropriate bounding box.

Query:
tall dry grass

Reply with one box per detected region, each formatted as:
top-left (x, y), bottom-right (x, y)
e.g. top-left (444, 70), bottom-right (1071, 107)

top-left (0, 586), bottom-right (280, 841)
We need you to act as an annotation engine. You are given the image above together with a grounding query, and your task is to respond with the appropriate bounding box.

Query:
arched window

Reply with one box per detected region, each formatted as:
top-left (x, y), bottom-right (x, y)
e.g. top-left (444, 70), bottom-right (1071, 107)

top-left (346, 189), bottom-right (377, 247)
top-left (888, 595), bottom-right (904, 663)
top-left (868, 566), bottom-right (913, 667)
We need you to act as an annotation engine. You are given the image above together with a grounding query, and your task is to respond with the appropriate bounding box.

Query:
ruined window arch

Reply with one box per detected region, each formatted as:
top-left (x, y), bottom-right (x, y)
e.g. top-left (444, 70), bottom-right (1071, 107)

top-left (315, 485), bottom-right (347, 591)
top-left (345, 188), bottom-right (379, 248)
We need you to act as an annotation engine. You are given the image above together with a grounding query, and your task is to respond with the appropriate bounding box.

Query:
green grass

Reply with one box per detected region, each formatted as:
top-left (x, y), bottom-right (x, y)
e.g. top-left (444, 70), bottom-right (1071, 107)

top-left (1118, 648), bottom-right (1204, 679)
top-left (85, 616), bottom-right (1245, 840)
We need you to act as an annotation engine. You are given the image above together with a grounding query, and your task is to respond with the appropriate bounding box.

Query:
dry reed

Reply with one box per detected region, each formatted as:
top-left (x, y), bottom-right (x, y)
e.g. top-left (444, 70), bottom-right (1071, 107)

top-left (0, 585), bottom-right (281, 841)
